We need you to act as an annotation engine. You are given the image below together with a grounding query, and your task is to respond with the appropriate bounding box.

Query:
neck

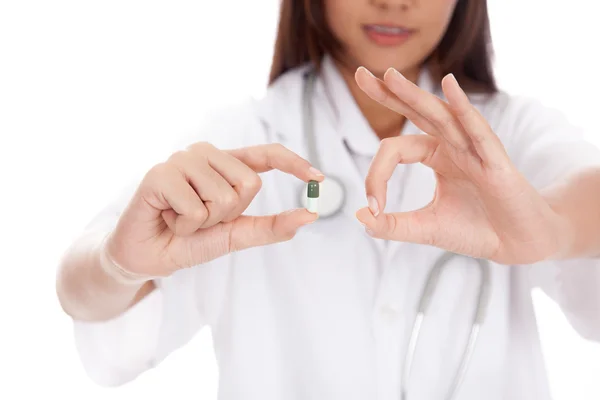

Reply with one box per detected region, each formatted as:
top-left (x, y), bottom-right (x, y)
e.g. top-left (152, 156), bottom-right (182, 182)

top-left (334, 60), bottom-right (421, 140)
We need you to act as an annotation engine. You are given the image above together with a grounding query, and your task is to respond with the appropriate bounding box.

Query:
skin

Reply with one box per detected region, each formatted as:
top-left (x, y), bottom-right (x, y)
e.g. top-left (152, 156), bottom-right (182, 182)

top-left (322, 0), bottom-right (600, 263)
top-left (354, 68), bottom-right (600, 264)
top-left (57, 144), bottom-right (323, 321)
top-left (325, 0), bottom-right (458, 139)
top-left (56, 0), bottom-right (600, 322)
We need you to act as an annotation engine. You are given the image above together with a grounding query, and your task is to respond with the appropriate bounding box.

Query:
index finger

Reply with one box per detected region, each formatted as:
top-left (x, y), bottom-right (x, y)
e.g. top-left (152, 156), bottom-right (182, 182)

top-left (225, 143), bottom-right (325, 182)
top-left (355, 67), bottom-right (439, 137)
top-left (382, 68), bottom-right (471, 151)
top-left (366, 135), bottom-right (438, 215)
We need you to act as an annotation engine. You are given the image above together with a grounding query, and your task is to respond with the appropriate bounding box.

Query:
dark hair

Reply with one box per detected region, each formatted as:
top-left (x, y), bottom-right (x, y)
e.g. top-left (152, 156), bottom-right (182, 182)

top-left (268, 0), bottom-right (497, 93)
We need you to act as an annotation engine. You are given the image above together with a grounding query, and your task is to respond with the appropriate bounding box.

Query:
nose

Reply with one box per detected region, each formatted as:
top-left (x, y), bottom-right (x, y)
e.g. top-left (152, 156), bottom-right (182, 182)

top-left (369, 0), bottom-right (414, 11)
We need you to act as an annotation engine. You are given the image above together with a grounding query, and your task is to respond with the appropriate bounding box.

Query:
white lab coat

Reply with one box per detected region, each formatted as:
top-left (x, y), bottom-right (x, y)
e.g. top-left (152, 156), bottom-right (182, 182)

top-left (71, 56), bottom-right (600, 400)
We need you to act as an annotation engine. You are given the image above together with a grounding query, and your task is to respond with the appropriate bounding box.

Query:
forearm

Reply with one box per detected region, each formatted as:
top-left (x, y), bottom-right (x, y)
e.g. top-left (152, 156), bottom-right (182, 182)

top-left (542, 167), bottom-right (600, 260)
top-left (56, 230), bottom-right (156, 322)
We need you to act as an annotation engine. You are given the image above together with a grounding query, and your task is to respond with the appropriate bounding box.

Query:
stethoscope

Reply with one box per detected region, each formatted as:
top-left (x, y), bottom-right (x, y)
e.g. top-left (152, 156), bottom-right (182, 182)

top-left (297, 69), bottom-right (492, 400)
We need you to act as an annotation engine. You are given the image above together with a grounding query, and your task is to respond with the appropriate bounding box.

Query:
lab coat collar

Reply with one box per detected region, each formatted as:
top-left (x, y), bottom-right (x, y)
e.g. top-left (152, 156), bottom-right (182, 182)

top-left (316, 55), bottom-right (440, 157)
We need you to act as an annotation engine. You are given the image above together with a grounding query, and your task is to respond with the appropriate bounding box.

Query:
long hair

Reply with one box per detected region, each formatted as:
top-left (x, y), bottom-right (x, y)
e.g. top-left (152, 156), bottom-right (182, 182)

top-left (268, 0), bottom-right (497, 93)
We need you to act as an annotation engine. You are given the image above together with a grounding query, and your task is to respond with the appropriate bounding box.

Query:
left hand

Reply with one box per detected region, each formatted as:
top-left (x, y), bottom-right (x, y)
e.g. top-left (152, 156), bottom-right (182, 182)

top-left (354, 67), bottom-right (570, 265)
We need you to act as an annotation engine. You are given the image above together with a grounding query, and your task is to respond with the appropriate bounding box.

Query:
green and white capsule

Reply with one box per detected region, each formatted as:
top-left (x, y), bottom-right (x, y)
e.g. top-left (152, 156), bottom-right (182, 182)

top-left (306, 180), bottom-right (319, 214)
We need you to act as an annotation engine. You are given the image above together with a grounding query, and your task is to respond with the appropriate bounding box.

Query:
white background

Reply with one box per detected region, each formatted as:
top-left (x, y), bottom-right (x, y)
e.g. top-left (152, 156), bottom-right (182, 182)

top-left (1, 0), bottom-right (599, 399)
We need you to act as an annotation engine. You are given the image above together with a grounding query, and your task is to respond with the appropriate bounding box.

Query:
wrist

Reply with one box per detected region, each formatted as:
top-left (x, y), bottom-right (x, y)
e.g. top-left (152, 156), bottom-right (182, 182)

top-left (547, 209), bottom-right (578, 261)
top-left (98, 232), bottom-right (154, 286)
top-left (540, 168), bottom-right (600, 260)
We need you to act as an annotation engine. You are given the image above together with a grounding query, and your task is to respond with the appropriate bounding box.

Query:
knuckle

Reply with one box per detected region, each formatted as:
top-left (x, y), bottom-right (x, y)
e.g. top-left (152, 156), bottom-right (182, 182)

top-left (270, 215), bottom-right (295, 242)
top-left (240, 174), bottom-right (262, 193)
top-left (167, 150), bottom-right (188, 164)
top-left (377, 87), bottom-right (391, 104)
top-left (145, 162), bottom-right (175, 183)
top-left (438, 115), bottom-right (456, 131)
top-left (379, 137), bottom-right (395, 149)
top-left (190, 206), bottom-right (208, 222)
top-left (218, 191), bottom-right (239, 208)
top-left (469, 127), bottom-right (488, 144)
top-left (455, 104), bottom-right (477, 120)
top-left (294, 158), bottom-right (309, 172)
top-left (386, 214), bottom-right (398, 236)
top-left (281, 231), bottom-right (296, 242)
top-left (379, 137), bottom-right (400, 157)
top-left (452, 138), bottom-right (471, 153)
top-left (277, 226), bottom-right (296, 242)
top-left (188, 141), bottom-right (216, 153)
top-left (172, 221), bottom-right (188, 236)
top-left (364, 172), bottom-right (377, 188)
top-left (271, 142), bottom-right (286, 151)
top-left (168, 147), bottom-right (210, 171)
top-left (424, 233), bottom-right (436, 246)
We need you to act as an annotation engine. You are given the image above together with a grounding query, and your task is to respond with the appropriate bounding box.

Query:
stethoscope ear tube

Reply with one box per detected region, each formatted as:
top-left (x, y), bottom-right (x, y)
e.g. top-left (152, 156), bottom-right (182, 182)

top-left (303, 70), bottom-right (321, 173)
top-left (299, 68), bottom-right (346, 219)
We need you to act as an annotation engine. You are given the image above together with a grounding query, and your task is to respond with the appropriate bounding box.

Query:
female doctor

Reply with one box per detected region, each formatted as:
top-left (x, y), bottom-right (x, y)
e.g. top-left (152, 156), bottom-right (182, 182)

top-left (56, 0), bottom-right (600, 399)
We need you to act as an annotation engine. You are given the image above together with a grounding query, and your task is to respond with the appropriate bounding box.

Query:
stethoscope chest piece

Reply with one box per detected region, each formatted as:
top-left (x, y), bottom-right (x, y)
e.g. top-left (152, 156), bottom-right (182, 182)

top-left (299, 176), bottom-right (345, 219)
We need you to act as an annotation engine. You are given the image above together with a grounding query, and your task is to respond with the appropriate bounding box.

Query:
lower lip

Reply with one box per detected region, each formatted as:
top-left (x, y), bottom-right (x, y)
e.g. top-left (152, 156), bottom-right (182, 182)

top-left (363, 27), bottom-right (413, 47)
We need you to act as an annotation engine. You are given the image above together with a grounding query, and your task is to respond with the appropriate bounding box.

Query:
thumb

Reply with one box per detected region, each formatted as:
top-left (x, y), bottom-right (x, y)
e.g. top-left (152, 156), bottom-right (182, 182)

top-left (229, 209), bottom-right (318, 251)
top-left (355, 206), bottom-right (436, 244)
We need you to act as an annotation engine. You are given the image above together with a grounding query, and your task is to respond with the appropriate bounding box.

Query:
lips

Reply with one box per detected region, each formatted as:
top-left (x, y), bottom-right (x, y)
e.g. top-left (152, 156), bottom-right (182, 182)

top-left (363, 24), bottom-right (415, 46)
top-left (364, 24), bottom-right (411, 35)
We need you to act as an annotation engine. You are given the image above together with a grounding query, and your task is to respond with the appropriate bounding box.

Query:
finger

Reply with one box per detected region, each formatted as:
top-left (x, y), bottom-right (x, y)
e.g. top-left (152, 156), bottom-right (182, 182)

top-left (202, 148), bottom-right (263, 222)
top-left (382, 68), bottom-right (472, 152)
top-left (161, 208), bottom-right (208, 237)
top-left (226, 143), bottom-right (325, 183)
top-left (365, 135), bottom-right (439, 216)
top-left (442, 74), bottom-right (510, 169)
top-left (144, 164), bottom-right (209, 236)
top-left (228, 208), bottom-right (318, 251)
top-left (168, 149), bottom-right (239, 228)
top-left (355, 67), bottom-right (439, 136)
top-left (355, 205), bottom-right (438, 245)
top-left (184, 164), bottom-right (239, 228)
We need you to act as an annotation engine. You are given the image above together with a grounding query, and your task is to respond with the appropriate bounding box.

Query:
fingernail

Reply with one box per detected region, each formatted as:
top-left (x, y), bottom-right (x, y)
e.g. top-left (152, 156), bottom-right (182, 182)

top-left (360, 66), bottom-right (375, 78)
top-left (309, 166), bottom-right (324, 177)
top-left (365, 227), bottom-right (375, 236)
top-left (447, 73), bottom-right (468, 100)
top-left (447, 73), bottom-right (461, 89)
top-left (392, 68), bottom-right (406, 80)
top-left (367, 196), bottom-right (379, 217)
top-left (305, 211), bottom-right (319, 222)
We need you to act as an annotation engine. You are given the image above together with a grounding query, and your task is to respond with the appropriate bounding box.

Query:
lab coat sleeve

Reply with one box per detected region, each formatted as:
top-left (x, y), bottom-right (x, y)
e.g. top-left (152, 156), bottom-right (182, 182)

top-left (501, 94), bottom-right (600, 342)
top-left (70, 98), bottom-right (267, 386)
top-left (70, 178), bottom-right (214, 387)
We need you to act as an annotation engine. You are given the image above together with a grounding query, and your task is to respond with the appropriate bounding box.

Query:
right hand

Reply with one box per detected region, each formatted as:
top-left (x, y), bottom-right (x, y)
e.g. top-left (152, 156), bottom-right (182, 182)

top-left (104, 142), bottom-right (324, 278)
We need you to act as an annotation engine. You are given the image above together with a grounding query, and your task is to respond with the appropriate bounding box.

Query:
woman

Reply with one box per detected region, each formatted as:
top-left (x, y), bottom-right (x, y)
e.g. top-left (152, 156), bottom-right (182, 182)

top-left (56, 0), bottom-right (600, 399)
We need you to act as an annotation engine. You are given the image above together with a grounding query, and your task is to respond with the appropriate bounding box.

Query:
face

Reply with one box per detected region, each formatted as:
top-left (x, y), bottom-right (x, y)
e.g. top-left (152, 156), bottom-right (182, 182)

top-left (325, 0), bottom-right (459, 78)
